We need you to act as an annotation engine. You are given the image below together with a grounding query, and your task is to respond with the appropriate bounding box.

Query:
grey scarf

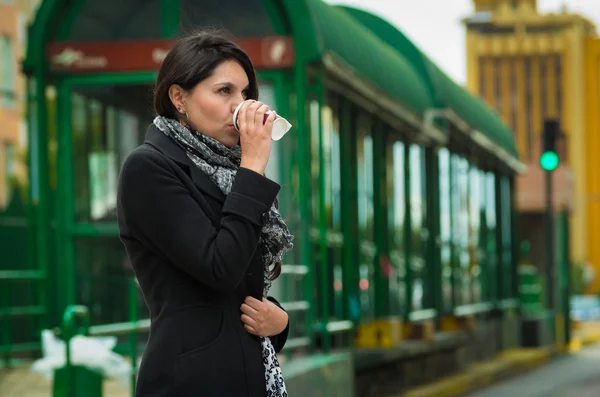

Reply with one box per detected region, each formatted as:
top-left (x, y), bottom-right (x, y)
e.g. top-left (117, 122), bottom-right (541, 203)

top-left (154, 116), bottom-right (292, 397)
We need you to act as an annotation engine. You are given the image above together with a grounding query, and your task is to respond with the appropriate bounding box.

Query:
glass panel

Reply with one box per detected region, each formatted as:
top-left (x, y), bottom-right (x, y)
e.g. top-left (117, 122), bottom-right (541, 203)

top-left (180, 0), bottom-right (276, 38)
top-left (1, 34), bottom-right (15, 108)
top-left (309, 100), bottom-right (320, 227)
top-left (357, 115), bottom-right (375, 320)
top-left (65, 0), bottom-right (161, 42)
top-left (486, 172), bottom-right (497, 301)
top-left (2, 142), bottom-right (16, 206)
top-left (469, 166), bottom-right (481, 302)
top-left (322, 97), bottom-right (343, 320)
top-left (501, 177), bottom-right (513, 298)
top-left (387, 140), bottom-right (406, 315)
top-left (409, 145), bottom-right (427, 310)
top-left (439, 148), bottom-right (453, 313)
top-left (452, 155), bottom-right (470, 305)
top-left (71, 84), bottom-right (153, 223)
top-left (261, 82), bottom-right (281, 184)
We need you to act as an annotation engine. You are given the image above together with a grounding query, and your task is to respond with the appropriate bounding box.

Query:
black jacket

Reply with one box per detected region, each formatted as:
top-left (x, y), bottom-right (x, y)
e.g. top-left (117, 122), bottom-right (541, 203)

top-left (117, 124), bottom-right (289, 397)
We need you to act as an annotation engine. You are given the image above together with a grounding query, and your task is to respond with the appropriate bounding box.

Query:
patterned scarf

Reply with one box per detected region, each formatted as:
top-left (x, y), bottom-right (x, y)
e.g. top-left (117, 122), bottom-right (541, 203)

top-left (154, 116), bottom-right (292, 397)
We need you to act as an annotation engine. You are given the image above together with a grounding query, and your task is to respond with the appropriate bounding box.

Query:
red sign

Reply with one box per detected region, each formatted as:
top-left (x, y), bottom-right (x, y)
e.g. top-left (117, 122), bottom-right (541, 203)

top-left (46, 36), bottom-right (295, 73)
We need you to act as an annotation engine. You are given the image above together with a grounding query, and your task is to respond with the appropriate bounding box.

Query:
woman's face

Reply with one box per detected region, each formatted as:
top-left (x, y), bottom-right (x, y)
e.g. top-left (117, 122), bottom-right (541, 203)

top-left (173, 59), bottom-right (250, 147)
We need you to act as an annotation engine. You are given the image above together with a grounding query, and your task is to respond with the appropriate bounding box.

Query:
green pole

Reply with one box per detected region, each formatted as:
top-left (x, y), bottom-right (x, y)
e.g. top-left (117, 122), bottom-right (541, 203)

top-left (294, 64), bottom-right (315, 351)
top-left (404, 145), bottom-right (413, 320)
top-left (372, 121), bottom-right (389, 317)
top-left (314, 73), bottom-right (331, 351)
top-left (340, 100), bottom-right (358, 323)
top-left (426, 147), bottom-right (441, 315)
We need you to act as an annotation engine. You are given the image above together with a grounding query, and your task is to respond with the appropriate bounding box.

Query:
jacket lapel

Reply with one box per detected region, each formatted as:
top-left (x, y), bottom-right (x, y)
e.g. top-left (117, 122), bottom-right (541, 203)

top-left (144, 124), bottom-right (226, 204)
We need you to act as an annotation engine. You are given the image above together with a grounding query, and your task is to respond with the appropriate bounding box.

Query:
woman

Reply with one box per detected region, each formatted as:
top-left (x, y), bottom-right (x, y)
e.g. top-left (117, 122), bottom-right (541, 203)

top-left (116, 30), bottom-right (294, 397)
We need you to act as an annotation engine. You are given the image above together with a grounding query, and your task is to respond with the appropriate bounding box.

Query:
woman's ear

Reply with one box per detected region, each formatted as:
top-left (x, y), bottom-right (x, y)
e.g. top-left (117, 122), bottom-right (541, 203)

top-left (168, 84), bottom-right (186, 114)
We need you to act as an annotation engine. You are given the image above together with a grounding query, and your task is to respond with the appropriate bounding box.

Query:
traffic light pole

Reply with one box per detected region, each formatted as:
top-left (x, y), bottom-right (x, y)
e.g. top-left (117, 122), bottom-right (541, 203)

top-left (545, 169), bottom-right (554, 311)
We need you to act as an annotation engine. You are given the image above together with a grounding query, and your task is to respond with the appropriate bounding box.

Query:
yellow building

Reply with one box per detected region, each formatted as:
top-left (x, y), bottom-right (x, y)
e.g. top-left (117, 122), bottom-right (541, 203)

top-left (464, 0), bottom-right (600, 293)
top-left (0, 0), bottom-right (40, 208)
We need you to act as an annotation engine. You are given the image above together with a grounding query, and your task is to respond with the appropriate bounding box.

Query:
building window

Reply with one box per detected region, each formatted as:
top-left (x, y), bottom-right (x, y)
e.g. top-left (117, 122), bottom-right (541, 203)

top-left (525, 57), bottom-right (532, 161)
top-left (1, 35), bottom-right (15, 109)
top-left (510, 57), bottom-right (517, 133)
top-left (494, 58), bottom-right (502, 115)
top-left (541, 56), bottom-right (547, 117)
top-left (479, 57), bottom-right (487, 99)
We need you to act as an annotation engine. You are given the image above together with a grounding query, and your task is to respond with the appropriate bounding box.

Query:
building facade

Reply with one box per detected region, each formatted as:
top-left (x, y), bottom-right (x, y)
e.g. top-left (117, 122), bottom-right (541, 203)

top-left (464, 0), bottom-right (600, 293)
top-left (0, 0), bottom-right (40, 208)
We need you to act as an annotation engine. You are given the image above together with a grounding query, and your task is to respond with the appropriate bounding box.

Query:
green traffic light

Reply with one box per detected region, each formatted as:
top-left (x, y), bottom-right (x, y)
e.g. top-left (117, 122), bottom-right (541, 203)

top-left (540, 151), bottom-right (559, 171)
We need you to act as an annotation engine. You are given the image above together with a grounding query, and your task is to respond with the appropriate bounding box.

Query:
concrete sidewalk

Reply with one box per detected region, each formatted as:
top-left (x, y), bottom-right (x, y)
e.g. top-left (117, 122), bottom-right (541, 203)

top-left (395, 321), bottom-right (600, 397)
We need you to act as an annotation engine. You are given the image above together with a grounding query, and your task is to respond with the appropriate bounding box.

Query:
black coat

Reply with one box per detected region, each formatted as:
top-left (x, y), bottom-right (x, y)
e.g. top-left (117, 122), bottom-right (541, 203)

top-left (116, 124), bottom-right (289, 397)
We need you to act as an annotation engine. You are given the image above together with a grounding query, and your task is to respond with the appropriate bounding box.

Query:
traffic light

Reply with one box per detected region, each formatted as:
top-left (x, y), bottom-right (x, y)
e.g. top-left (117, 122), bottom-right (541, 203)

top-left (540, 120), bottom-right (560, 171)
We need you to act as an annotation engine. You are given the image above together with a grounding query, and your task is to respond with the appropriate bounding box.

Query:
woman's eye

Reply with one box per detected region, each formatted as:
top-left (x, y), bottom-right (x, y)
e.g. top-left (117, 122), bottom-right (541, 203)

top-left (242, 90), bottom-right (249, 99)
top-left (219, 87), bottom-right (231, 94)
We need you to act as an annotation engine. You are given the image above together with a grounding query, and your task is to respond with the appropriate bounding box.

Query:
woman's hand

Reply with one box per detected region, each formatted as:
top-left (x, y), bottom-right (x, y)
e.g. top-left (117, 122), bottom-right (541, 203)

top-left (240, 296), bottom-right (288, 337)
top-left (238, 100), bottom-right (276, 175)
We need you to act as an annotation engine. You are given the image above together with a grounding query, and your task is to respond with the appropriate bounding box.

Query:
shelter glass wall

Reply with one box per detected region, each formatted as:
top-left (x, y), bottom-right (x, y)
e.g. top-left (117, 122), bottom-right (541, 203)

top-left (409, 144), bottom-right (428, 310)
top-left (387, 139), bottom-right (406, 315)
top-left (438, 148), bottom-right (453, 313)
top-left (356, 114), bottom-right (376, 320)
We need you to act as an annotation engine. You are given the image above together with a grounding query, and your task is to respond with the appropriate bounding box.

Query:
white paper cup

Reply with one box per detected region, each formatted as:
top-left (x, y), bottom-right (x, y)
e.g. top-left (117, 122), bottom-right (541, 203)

top-left (233, 101), bottom-right (292, 141)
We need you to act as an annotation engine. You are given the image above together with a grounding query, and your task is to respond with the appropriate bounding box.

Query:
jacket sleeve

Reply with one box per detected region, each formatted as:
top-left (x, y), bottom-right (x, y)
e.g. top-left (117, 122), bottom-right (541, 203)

top-left (118, 149), bottom-right (280, 292)
top-left (267, 296), bottom-right (289, 353)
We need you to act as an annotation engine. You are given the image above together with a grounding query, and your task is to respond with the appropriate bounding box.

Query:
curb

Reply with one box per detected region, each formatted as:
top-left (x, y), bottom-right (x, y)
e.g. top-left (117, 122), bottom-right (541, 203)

top-left (396, 348), bottom-right (551, 397)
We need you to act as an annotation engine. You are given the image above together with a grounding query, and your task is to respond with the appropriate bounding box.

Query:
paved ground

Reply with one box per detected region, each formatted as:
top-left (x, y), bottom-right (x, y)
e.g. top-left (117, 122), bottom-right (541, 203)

top-left (467, 343), bottom-right (600, 397)
top-left (0, 366), bottom-right (129, 397)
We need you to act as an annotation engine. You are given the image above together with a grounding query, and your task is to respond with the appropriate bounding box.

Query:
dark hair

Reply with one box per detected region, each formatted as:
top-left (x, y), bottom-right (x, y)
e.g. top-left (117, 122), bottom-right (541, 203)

top-left (154, 29), bottom-right (259, 120)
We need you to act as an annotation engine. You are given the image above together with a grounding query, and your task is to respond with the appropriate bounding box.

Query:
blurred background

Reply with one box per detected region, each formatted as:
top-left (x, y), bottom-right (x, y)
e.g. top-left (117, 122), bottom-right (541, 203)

top-left (2, 0), bottom-right (600, 396)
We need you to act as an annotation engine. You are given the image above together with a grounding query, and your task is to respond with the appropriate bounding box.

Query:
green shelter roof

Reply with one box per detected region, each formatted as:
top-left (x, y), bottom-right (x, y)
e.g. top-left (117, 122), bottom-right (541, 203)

top-left (292, 0), bottom-right (434, 117)
top-left (339, 6), bottom-right (519, 159)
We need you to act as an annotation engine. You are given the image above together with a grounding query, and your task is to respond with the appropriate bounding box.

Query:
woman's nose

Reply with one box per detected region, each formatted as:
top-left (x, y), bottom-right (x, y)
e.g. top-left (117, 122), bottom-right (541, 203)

top-left (231, 97), bottom-right (245, 113)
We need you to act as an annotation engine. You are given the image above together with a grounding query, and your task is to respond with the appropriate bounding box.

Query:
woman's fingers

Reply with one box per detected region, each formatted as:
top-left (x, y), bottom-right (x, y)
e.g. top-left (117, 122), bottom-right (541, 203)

top-left (241, 313), bottom-right (259, 329)
top-left (241, 303), bottom-right (258, 315)
top-left (254, 104), bottom-right (270, 128)
top-left (244, 324), bottom-right (258, 335)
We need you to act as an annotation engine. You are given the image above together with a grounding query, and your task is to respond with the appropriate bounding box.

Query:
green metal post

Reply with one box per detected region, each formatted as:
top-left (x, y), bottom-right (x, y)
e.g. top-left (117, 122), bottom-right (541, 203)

top-left (314, 73), bottom-right (331, 351)
top-left (32, 66), bottom-right (52, 324)
top-left (55, 82), bottom-right (77, 312)
top-left (129, 279), bottom-right (139, 396)
top-left (559, 210), bottom-right (571, 345)
top-left (58, 305), bottom-right (94, 397)
top-left (372, 121), bottom-right (389, 317)
top-left (340, 100), bottom-right (359, 323)
top-left (404, 144), bottom-right (413, 319)
top-left (294, 64), bottom-right (315, 351)
top-left (425, 147), bottom-right (441, 315)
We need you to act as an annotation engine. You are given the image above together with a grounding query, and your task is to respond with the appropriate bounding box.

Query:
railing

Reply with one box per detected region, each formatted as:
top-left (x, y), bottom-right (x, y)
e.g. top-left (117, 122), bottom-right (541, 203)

top-left (0, 270), bottom-right (46, 367)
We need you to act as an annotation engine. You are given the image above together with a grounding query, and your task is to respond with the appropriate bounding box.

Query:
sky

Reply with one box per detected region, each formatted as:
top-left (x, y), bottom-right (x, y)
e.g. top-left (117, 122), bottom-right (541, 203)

top-left (324, 0), bottom-right (600, 85)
